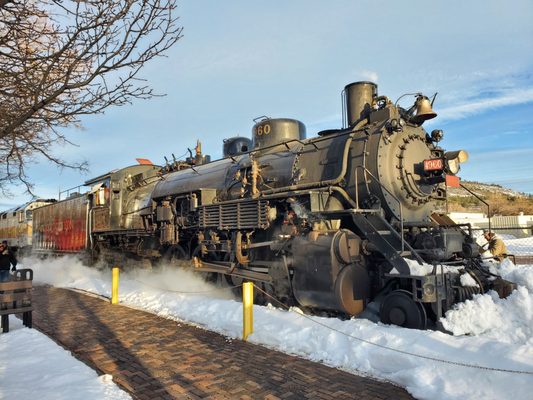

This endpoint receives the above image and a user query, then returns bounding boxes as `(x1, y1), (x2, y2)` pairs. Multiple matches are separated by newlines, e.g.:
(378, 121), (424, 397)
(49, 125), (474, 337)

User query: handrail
(354, 165), (405, 252)
(59, 184), (84, 200)
(459, 183), (491, 232)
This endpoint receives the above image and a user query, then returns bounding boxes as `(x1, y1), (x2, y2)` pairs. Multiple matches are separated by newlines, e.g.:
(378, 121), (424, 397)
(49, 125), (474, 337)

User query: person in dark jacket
(0, 242), (17, 282)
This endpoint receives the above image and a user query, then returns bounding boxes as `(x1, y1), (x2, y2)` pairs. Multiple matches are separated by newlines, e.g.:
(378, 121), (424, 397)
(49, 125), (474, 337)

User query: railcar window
(96, 187), (108, 206)
(26, 210), (33, 220)
(1, 214), (6, 219)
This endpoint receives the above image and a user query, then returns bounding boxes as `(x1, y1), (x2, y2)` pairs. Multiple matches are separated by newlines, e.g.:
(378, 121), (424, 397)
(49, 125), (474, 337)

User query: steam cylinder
(344, 81), (377, 126)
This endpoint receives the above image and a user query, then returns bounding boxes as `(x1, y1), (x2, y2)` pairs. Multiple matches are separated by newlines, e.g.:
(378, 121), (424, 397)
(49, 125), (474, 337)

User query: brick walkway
(31, 286), (414, 400)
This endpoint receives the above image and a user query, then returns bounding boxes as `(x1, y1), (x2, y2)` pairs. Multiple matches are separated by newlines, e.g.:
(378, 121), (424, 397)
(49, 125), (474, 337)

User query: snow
(497, 259), (533, 289)
(5, 255), (531, 400)
(459, 273), (479, 287)
(443, 259), (533, 345)
(0, 315), (131, 400)
(391, 258), (462, 276)
(401, 258), (437, 275)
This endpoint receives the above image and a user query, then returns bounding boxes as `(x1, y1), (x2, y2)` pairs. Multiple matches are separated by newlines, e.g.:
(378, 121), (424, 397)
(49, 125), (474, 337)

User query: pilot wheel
(379, 289), (427, 330)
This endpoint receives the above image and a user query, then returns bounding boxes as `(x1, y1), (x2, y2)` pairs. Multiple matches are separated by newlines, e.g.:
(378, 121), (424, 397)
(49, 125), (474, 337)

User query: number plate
(423, 158), (444, 171)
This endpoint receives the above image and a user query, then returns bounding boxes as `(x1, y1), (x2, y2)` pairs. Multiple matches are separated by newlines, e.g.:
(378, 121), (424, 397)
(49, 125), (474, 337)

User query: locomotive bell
(411, 95), (437, 124)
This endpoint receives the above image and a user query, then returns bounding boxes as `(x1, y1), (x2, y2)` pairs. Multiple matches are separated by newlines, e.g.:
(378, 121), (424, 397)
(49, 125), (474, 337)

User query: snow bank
(0, 316), (131, 400)
(498, 259), (533, 290)
(442, 259), (533, 346)
(441, 287), (533, 345)
(18, 256), (533, 400)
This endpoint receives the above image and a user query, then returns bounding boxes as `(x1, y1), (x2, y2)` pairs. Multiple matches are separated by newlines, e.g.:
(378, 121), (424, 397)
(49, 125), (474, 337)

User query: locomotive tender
(22, 81), (514, 329)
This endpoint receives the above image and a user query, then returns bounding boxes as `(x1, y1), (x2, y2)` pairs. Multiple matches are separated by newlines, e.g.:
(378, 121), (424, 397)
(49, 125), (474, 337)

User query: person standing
(482, 230), (508, 262)
(0, 242), (17, 282)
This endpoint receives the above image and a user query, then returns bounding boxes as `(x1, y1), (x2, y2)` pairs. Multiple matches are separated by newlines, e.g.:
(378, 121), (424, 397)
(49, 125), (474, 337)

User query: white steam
(20, 255), (235, 301)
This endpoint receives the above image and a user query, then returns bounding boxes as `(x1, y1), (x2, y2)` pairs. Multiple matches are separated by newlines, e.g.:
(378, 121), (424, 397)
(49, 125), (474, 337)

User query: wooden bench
(0, 269), (33, 333)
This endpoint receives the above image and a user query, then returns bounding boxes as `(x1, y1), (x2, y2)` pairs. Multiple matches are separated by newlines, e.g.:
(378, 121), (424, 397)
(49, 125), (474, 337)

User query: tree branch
(0, 0), (182, 194)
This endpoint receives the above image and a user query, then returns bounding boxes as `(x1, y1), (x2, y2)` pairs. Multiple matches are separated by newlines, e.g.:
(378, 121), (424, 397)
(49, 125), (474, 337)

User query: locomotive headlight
(431, 129), (444, 143)
(444, 150), (469, 175)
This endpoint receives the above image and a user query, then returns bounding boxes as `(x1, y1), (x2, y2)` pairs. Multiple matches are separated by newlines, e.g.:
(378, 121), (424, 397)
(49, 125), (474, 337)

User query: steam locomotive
(4, 81), (515, 329)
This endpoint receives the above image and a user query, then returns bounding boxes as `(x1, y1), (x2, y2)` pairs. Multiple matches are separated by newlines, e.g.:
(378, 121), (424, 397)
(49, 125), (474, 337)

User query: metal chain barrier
(67, 287), (111, 300)
(252, 284), (533, 375)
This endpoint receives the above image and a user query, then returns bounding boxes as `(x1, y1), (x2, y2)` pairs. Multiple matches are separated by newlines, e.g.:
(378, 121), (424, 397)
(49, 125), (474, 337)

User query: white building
(448, 212), (533, 238)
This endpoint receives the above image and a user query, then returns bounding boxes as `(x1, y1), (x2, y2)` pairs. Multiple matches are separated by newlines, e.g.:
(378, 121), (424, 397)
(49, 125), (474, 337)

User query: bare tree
(0, 0), (182, 194)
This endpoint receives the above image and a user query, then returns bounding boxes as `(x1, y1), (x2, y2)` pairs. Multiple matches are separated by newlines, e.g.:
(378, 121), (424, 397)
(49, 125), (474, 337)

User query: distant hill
(446, 180), (533, 216)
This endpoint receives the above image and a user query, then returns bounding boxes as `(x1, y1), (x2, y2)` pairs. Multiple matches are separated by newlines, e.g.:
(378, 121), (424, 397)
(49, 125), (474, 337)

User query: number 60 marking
(257, 124), (271, 136)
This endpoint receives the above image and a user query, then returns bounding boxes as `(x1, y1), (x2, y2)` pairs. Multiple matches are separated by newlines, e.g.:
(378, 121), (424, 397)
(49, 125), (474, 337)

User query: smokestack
(344, 81), (377, 127)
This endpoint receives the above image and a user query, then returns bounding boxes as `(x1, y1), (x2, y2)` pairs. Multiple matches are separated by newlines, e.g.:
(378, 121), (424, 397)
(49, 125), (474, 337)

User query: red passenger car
(32, 194), (89, 254)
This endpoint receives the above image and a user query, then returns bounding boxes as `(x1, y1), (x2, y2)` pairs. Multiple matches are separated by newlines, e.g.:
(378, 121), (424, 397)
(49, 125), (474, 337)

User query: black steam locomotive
(28, 81), (514, 329)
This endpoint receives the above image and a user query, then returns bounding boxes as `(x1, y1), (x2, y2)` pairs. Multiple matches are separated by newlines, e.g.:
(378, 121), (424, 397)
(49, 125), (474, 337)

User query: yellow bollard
(111, 267), (119, 304)
(242, 282), (254, 341)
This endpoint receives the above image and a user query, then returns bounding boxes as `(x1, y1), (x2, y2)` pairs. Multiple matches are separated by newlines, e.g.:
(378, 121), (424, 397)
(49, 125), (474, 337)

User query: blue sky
(2, 0), (532, 208)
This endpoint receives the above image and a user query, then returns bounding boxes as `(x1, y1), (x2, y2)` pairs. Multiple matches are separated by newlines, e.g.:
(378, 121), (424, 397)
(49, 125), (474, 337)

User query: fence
(471, 226), (533, 264)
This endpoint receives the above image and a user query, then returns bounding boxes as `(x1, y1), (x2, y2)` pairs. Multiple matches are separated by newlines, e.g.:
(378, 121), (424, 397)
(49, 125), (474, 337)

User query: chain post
(111, 267), (120, 304)
(242, 282), (254, 340)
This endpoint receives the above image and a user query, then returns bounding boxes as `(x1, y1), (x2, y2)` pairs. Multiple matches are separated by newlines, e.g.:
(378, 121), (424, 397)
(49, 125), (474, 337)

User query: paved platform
(31, 286), (414, 400)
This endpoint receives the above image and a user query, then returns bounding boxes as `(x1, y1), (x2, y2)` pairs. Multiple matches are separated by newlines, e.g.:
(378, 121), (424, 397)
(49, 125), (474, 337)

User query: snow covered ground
(3, 255), (530, 400)
(0, 315), (131, 400)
